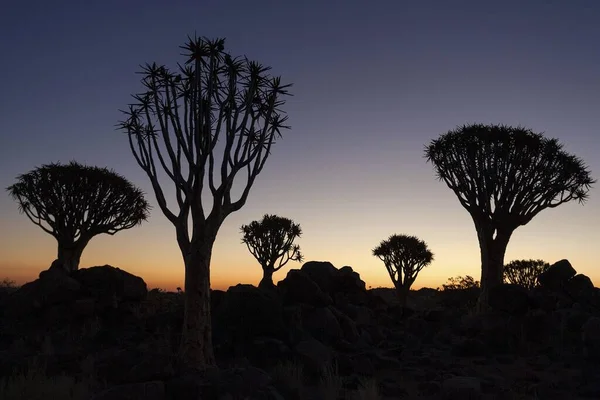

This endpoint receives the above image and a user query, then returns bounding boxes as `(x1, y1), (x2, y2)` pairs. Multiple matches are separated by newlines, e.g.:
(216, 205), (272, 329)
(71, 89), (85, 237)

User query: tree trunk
(178, 231), (217, 372)
(56, 237), (90, 273)
(476, 226), (513, 313)
(258, 267), (275, 289)
(395, 284), (410, 308)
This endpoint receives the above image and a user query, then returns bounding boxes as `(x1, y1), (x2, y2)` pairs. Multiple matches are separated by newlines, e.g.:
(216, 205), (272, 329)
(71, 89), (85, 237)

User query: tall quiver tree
(425, 124), (595, 312)
(7, 161), (150, 273)
(118, 36), (292, 370)
(241, 214), (303, 288)
(373, 234), (434, 307)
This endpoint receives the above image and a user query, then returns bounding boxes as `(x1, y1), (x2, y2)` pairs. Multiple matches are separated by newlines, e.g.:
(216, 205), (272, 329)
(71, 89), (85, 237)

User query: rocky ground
(1, 260), (600, 399)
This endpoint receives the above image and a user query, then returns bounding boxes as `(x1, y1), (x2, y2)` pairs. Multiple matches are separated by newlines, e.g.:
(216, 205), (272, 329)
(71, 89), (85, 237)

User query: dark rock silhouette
(2, 258), (600, 398)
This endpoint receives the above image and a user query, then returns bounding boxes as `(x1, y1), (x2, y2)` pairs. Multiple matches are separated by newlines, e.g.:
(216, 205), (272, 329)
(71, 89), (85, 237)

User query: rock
(277, 270), (332, 307)
(300, 261), (338, 293)
(3, 266), (81, 318)
(302, 306), (342, 344)
(165, 371), (220, 400)
(452, 338), (489, 358)
(566, 274), (595, 302)
(342, 304), (373, 326)
(244, 337), (291, 369)
(582, 316), (600, 360)
(73, 298), (96, 317)
(441, 376), (482, 399)
(335, 266), (367, 295)
(72, 265), (147, 302)
(329, 306), (360, 343)
(538, 260), (576, 290)
(294, 338), (333, 376)
(214, 284), (287, 345)
(488, 284), (533, 315)
(91, 381), (165, 400)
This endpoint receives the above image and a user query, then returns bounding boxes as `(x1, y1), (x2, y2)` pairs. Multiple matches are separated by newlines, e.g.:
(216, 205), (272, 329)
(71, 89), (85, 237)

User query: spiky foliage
(441, 275), (480, 291)
(504, 259), (550, 290)
(7, 161), (149, 272)
(372, 234), (434, 306)
(425, 123), (595, 311)
(241, 214), (303, 288)
(117, 35), (292, 370)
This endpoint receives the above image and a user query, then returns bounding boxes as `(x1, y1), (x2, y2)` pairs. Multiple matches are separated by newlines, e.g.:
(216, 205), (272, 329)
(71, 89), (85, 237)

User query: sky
(0, 0), (598, 291)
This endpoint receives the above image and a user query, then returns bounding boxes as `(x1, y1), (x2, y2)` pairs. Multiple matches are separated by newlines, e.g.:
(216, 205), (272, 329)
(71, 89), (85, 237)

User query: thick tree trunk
(395, 284), (410, 308)
(476, 226), (513, 313)
(178, 230), (217, 372)
(56, 237), (90, 273)
(258, 268), (275, 289)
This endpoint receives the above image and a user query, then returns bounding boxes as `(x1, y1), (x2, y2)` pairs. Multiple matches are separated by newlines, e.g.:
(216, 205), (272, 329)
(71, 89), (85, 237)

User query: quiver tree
(425, 124), (595, 312)
(118, 36), (292, 370)
(7, 162), (149, 273)
(241, 214), (303, 288)
(504, 259), (550, 290)
(373, 234), (434, 307)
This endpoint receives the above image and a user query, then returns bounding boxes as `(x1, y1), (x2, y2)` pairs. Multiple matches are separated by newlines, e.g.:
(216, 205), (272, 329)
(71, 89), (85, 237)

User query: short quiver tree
(504, 259), (550, 290)
(7, 161), (150, 272)
(373, 234), (434, 307)
(425, 124), (595, 312)
(241, 214), (303, 288)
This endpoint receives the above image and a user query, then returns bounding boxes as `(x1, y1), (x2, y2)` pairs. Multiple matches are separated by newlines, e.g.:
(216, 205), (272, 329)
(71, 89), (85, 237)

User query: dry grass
(351, 377), (381, 400)
(270, 360), (305, 398)
(318, 361), (343, 400)
(0, 361), (95, 400)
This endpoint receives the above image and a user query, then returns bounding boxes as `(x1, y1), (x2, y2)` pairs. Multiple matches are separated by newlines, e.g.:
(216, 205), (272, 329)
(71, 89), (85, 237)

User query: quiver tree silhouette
(504, 259), (550, 290)
(373, 234), (434, 307)
(425, 123), (595, 312)
(6, 161), (150, 273)
(241, 214), (303, 289)
(118, 35), (292, 370)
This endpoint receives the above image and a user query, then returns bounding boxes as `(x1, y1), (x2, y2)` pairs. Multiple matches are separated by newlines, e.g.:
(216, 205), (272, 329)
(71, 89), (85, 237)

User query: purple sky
(1, 0), (598, 290)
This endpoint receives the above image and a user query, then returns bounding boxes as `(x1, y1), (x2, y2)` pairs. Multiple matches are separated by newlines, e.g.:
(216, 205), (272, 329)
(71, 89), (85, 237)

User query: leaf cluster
(241, 214), (303, 272)
(6, 161), (150, 242)
(424, 124), (595, 228)
(372, 234), (434, 286)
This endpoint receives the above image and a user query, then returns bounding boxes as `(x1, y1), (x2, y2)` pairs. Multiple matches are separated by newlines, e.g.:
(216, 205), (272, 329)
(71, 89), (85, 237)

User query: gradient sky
(1, 0), (598, 291)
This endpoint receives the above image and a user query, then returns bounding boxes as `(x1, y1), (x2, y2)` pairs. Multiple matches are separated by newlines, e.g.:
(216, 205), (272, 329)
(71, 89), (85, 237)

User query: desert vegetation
(2, 34), (599, 400)
(117, 35), (292, 370)
(241, 214), (303, 289)
(504, 259), (550, 290)
(7, 161), (149, 273)
(425, 123), (595, 312)
(372, 234), (434, 307)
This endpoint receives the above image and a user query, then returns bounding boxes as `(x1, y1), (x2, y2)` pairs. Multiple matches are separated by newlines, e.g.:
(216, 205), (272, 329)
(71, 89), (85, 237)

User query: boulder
(565, 274), (595, 302)
(72, 265), (147, 302)
(214, 284), (287, 344)
(538, 260), (576, 290)
(582, 316), (600, 360)
(294, 338), (333, 376)
(277, 270), (332, 307)
(488, 284), (533, 316)
(300, 261), (338, 293)
(302, 306), (342, 344)
(3, 265), (81, 318)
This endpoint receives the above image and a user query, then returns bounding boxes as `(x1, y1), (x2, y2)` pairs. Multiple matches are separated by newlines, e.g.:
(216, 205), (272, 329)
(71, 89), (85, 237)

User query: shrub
(504, 259), (550, 290)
